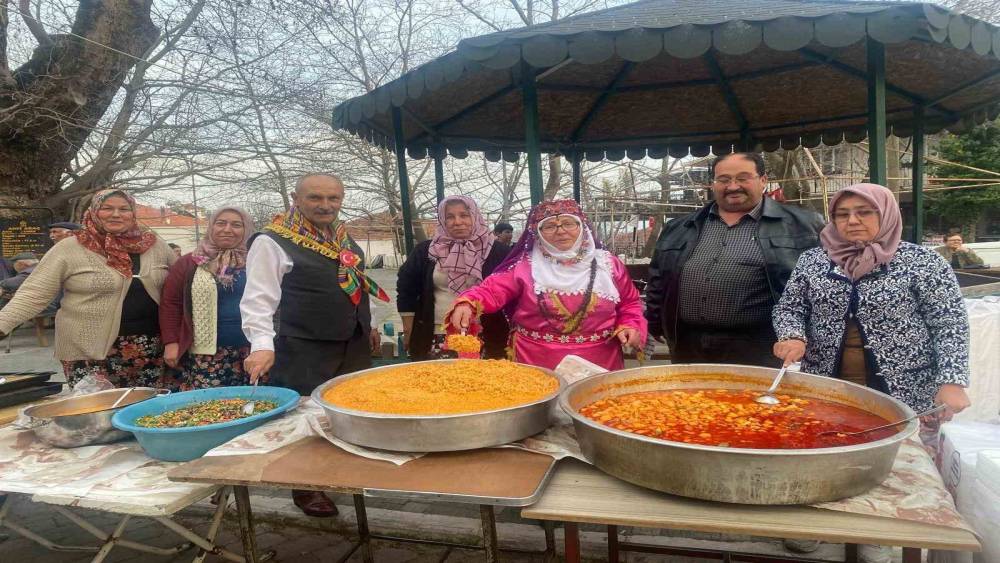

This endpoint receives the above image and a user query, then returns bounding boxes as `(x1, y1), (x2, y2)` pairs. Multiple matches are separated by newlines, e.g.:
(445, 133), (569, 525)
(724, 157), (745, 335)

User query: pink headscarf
(193, 205), (254, 289)
(820, 183), (902, 281)
(428, 196), (495, 293)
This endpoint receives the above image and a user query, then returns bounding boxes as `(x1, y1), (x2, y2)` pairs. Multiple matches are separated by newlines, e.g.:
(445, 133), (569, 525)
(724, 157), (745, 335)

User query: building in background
(135, 203), (205, 252)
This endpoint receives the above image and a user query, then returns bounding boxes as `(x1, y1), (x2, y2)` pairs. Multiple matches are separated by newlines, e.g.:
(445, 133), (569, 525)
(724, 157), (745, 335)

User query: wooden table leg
(234, 486), (259, 563)
(479, 505), (499, 563)
(607, 524), (619, 563)
(352, 494), (374, 563)
(902, 547), (922, 563)
(542, 521), (556, 562)
(564, 522), (581, 563)
(845, 543), (859, 563)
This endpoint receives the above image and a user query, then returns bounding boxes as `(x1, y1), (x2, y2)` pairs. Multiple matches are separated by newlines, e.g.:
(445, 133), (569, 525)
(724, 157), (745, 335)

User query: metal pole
(571, 155), (582, 203)
(391, 106), (415, 255)
(912, 106), (926, 243)
(521, 63), (544, 205)
(867, 39), (888, 185)
(433, 151), (446, 204)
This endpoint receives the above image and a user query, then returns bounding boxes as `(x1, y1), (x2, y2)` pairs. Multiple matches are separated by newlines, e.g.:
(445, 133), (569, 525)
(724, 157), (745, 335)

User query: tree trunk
(543, 154), (562, 200)
(0, 0), (158, 217)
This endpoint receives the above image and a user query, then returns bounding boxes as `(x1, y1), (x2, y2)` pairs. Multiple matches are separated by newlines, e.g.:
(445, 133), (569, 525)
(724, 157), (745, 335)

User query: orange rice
(322, 360), (557, 415)
(445, 334), (482, 355)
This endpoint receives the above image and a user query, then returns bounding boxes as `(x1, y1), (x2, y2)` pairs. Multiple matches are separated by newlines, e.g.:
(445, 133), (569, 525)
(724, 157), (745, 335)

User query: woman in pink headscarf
(396, 195), (510, 360)
(160, 206), (256, 389)
(448, 199), (646, 372)
(772, 184), (971, 421)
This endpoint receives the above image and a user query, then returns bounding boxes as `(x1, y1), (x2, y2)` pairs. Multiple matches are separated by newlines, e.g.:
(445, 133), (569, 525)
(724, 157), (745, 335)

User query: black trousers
(672, 322), (781, 368)
(270, 325), (372, 395)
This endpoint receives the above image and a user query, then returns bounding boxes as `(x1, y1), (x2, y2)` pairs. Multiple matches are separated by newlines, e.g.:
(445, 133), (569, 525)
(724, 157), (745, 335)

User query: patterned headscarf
(428, 196), (495, 293)
(264, 207), (389, 305)
(74, 189), (157, 278)
(193, 206), (254, 289)
(821, 183), (903, 281)
(496, 200), (605, 272)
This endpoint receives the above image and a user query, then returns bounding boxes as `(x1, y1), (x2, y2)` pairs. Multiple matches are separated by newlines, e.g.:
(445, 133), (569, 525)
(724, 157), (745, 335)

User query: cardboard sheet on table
(257, 436), (553, 499)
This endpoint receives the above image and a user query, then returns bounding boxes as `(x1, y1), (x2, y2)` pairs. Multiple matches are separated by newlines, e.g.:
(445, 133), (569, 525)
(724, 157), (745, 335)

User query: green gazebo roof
(332, 0), (1000, 161)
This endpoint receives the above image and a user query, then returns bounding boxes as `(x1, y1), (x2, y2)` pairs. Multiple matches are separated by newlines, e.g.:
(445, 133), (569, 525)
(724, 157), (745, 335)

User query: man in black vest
(241, 173), (386, 517)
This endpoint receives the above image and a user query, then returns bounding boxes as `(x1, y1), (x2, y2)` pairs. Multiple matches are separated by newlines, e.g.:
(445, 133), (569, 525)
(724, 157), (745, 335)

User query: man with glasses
(645, 152), (824, 367)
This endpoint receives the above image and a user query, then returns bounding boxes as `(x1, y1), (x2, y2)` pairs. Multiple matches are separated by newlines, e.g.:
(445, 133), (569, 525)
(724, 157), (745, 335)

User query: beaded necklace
(535, 258), (598, 335)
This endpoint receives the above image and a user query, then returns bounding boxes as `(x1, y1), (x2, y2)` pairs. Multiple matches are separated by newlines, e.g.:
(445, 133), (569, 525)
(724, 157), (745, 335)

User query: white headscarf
(530, 215), (619, 303)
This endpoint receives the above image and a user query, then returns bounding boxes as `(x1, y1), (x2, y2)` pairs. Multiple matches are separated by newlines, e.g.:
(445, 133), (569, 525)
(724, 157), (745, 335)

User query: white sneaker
(859, 544), (892, 563)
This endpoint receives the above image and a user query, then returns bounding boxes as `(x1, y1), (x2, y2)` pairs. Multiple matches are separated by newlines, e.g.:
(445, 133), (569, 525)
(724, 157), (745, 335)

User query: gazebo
(332, 0), (1000, 253)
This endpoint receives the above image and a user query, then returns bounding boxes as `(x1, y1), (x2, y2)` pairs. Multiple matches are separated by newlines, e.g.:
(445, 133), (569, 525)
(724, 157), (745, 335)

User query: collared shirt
(240, 236), (377, 353)
(677, 201), (772, 329)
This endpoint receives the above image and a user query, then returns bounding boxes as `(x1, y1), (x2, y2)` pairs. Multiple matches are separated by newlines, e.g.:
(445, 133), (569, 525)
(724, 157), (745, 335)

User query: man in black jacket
(645, 153), (824, 367)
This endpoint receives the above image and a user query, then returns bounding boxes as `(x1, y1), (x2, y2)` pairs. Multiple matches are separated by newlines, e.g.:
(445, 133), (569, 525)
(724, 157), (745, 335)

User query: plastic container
(111, 386), (299, 462)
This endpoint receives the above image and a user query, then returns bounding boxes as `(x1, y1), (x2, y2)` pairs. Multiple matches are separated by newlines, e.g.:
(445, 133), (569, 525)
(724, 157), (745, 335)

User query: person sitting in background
(493, 222), (514, 245)
(0, 253), (59, 317)
(160, 206), (255, 389)
(397, 196), (509, 360)
(449, 200), (645, 371)
(48, 222), (81, 244)
(1, 253), (63, 318)
(935, 233), (985, 269)
(168, 243), (183, 259)
(0, 189), (175, 388)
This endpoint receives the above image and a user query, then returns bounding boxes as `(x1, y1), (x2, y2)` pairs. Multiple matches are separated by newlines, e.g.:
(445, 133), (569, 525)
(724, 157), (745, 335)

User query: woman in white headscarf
(448, 199), (646, 371)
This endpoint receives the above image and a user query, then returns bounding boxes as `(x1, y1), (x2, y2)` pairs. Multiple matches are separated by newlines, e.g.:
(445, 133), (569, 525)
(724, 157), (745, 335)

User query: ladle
(755, 365), (789, 405)
(817, 404), (947, 439)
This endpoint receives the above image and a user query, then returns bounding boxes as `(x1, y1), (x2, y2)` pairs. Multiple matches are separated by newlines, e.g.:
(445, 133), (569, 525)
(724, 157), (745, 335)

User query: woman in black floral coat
(772, 183), (971, 420)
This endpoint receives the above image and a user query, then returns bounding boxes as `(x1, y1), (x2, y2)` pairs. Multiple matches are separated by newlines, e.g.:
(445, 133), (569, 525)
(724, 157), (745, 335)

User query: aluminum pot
(312, 360), (563, 452)
(560, 364), (917, 505)
(25, 387), (167, 448)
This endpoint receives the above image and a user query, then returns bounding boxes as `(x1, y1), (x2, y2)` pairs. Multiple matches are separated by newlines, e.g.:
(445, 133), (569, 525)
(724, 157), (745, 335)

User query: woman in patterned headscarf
(160, 206), (257, 389)
(448, 199), (646, 371)
(396, 195), (510, 360)
(0, 189), (175, 389)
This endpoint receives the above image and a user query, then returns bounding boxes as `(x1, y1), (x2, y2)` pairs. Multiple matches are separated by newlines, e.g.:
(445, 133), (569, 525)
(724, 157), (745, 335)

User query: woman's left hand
(617, 328), (642, 350)
(929, 384), (972, 422)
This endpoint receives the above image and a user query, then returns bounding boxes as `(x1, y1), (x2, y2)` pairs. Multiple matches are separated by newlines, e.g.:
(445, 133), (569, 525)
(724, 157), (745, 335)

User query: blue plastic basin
(111, 386), (300, 462)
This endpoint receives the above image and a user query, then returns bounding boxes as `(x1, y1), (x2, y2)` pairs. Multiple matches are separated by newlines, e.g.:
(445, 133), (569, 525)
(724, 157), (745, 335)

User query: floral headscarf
(74, 189), (157, 278)
(428, 196), (495, 293)
(193, 206), (254, 289)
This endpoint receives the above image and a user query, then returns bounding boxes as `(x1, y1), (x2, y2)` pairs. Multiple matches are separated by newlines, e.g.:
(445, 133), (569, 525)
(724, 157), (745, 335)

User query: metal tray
(0, 371), (55, 393)
(561, 364), (917, 505)
(312, 360), (563, 452)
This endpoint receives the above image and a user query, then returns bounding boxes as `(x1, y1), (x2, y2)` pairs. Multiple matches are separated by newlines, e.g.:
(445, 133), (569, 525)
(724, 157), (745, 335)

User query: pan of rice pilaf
(311, 359), (563, 452)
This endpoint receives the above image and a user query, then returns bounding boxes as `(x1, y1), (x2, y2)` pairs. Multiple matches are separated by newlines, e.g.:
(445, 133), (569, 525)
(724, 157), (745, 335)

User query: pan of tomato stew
(560, 364), (917, 504)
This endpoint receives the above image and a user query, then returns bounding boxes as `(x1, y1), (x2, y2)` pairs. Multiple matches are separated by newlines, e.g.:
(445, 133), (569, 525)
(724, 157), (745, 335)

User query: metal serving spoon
(111, 387), (135, 409)
(817, 404), (947, 439)
(242, 380), (259, 415)
(755, 364), (790, 405)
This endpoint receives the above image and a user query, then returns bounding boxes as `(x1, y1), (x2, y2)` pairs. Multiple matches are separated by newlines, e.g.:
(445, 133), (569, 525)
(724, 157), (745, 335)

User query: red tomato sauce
(579, 389), (897, 449)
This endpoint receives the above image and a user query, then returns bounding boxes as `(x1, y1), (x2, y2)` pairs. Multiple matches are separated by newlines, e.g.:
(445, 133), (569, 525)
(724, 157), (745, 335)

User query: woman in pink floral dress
(449, 200), (646, 371)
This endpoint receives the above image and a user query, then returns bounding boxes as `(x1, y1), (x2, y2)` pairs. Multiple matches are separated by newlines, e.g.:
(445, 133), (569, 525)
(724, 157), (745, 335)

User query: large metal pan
(560, 364), (917, 505)
(24, 387), (167, 448)
(312, 360), (563, 452)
